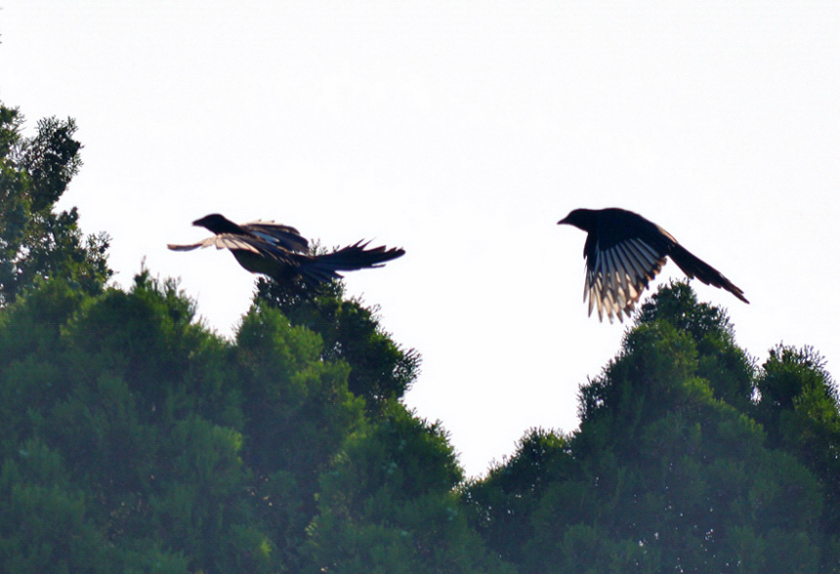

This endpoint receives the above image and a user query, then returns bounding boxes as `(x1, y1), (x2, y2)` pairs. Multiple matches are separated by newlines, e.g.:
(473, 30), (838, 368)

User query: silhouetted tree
(467, 282), (831, 574)
(0, 103), (110, 306)
(257, 276), (420, 416)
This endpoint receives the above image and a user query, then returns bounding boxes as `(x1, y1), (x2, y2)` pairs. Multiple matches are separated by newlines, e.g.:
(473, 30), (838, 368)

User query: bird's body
(168, 213), (404, 286)
(558, 208), (748, 323)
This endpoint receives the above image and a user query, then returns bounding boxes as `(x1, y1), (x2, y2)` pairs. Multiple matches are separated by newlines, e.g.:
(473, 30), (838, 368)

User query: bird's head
(557, 208), (596, 231)
(192, 213), (244, 235)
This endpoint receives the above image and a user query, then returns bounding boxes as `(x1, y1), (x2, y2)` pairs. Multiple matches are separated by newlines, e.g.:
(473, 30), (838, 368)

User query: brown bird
(557, 208), (748, 323)
(168, 213), (404, 286)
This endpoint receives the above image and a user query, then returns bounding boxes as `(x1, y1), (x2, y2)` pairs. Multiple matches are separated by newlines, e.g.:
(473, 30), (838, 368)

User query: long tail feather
(298, 241), (405, 285)
(669, 244), (749, 303)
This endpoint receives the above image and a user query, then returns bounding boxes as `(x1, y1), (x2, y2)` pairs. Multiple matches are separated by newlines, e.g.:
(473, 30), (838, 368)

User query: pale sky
(3, 2), (839, 477)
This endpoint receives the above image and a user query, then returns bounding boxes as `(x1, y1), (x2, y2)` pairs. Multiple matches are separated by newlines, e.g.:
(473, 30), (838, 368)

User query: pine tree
(467, 283), (831, 573)
(0, 103), (110, 306)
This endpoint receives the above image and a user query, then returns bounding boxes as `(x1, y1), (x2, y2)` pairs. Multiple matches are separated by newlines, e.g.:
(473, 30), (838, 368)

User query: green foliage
(467, 282), (838, 574)
(0, 103), (111, 306)
(235, 300), (365, 507)
(0, 274), (256, 572)
(0, 269), (502, 573)
(256, 277), (421, 416)
(637, 282), (755, 410)
(0, 439), (113, 574)
(0, 99), (512, 573)
(753, 344), (840, 568)
(2, 96), (839, 571)
(464, 428), (576, 565)
(307, 403), (515, 573)
(4, 221), (839, 574)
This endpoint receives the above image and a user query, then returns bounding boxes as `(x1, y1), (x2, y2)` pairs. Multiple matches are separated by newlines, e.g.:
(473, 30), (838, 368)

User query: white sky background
(3, 2), (839, 478)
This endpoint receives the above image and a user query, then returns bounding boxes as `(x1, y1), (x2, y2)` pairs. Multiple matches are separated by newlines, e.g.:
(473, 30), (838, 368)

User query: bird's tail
(668, 244), (749, 303)
(298, 241), (405, 285)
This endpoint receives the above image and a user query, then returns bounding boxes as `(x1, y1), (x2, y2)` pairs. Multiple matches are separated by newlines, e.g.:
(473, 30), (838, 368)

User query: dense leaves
(0, 103), (111, 306)
(257, 276), (420, 416)
(0, 272), (440, 573)
(2, 100), (839, 572)
(0, 101), (492, 573)
(306, 403), (515, 573)
(467, 284), (840, 573)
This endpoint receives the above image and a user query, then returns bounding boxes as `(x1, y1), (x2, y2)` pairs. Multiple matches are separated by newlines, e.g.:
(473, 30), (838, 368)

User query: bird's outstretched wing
(168, 231), (301, 275)
(584, 236), (667, 323)
(167, 234), (265, 253)
(240, 221), (310, 253)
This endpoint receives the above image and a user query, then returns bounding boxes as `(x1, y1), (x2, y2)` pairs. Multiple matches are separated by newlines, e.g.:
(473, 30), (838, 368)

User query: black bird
(557, 208), (748, 323)
(168, 214), (405, 286)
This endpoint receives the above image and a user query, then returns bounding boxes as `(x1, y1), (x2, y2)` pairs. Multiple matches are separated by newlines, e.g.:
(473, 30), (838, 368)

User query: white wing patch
(167, 234), (261, 253)
(584, 238), (666, 323)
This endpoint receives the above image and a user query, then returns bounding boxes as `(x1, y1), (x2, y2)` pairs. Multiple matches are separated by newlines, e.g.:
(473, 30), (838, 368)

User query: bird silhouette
(558, 208), (748, 323)
(168, 213), (404, 286)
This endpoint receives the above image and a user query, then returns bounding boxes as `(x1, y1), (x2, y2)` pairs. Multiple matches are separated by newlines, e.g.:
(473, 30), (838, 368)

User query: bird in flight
(168, 213), (404, 286)
(557, 207), (748, 323)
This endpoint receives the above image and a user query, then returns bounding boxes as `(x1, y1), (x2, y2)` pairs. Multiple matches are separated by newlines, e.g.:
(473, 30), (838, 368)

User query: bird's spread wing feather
(168, 234), (263, 254)
(167, 241), (204, 252)
(241, 221), (310, 253)
(584, 237), (666, 323)
(168, 234), (302, 277)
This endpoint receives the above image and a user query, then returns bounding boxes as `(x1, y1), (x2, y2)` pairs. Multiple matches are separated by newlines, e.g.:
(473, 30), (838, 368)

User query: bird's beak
(557, 217), (569, 225)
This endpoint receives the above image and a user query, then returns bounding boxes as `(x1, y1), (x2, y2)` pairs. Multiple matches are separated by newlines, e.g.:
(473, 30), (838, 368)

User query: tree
(0, 270), (364, 573)
(464, 428), (576, 566)
(305, 403), (517, 573)
(235, 298), (367, 567)
(0, 267), (509, 573)
(0, 103), (110, 306)
(753, 345), (840, 571)
(256, 276), (420, 416)
(467, 282), (829, 573)
(0, 99), (515, 573)
(0, 274), (232, 573)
